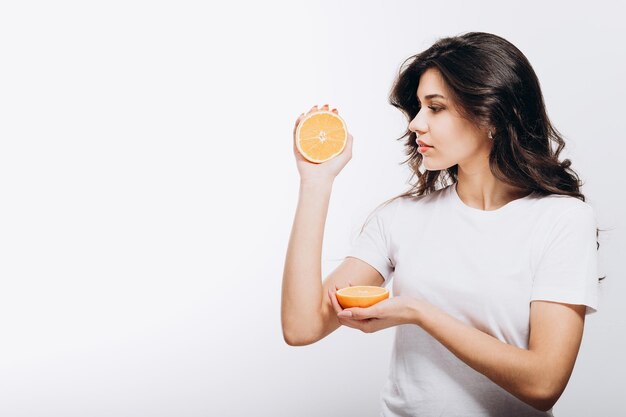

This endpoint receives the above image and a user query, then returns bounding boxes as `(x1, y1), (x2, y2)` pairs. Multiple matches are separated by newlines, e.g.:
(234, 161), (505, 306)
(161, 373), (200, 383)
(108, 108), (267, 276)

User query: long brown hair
(358, 32), (605, 280)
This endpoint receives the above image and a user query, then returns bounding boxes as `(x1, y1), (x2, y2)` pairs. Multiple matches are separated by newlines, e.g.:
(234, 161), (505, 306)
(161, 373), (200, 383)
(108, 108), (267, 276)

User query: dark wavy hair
(359, 31), (606, 281)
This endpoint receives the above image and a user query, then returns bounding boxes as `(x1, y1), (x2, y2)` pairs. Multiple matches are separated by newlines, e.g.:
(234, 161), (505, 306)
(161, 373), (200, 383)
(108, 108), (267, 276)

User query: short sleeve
(345, 202), (397, 287)
(531, 205), (600, 315)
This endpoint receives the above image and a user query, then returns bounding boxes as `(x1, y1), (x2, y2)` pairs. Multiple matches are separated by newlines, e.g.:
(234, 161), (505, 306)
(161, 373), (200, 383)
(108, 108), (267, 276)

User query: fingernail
(338, 311), (352, 318)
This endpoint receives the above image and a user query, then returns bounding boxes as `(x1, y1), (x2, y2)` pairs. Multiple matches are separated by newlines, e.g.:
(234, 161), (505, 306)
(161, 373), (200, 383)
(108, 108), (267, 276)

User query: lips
(418, 146), (432, 154)
(417, 140), (433, 148)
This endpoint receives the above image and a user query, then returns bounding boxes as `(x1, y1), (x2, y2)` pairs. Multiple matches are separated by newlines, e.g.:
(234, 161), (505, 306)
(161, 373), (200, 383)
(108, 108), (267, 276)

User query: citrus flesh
(295, 110), (348, 163)
(336, 285), (389, 309)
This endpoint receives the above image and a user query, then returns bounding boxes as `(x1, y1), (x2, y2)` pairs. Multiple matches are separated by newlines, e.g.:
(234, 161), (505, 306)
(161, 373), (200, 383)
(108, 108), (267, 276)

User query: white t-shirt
(347, 182), (600, 417)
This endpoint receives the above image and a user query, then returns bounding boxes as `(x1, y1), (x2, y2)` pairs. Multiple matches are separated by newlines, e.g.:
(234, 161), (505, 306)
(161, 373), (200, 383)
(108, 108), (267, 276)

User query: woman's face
(408, 67), (492, 171)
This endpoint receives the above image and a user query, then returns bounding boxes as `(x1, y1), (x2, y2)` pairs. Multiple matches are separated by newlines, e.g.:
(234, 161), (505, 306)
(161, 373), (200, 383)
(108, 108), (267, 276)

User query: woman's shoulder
(533, 192), (594, 213)
(531, 192), (596, 226)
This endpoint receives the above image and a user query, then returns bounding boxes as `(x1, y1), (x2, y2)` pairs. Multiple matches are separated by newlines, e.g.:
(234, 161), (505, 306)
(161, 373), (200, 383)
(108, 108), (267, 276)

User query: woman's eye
(428, 106), (442, 113)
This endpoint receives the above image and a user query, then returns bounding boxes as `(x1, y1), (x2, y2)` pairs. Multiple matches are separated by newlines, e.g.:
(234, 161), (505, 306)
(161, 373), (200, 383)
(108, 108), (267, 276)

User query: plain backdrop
(1, 1), (624, 416)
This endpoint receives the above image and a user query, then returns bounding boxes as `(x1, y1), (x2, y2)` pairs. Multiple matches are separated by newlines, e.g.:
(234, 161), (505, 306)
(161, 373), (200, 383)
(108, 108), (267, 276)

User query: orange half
(336, 285), (389, 309)
(295, 110), (348, 163)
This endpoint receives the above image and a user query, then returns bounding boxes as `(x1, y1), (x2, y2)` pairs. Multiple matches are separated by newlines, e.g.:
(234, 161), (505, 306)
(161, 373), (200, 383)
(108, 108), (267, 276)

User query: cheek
(432, 120), (477, 151)
(430, 119), (456, 142)
(422, 127), (479, 170)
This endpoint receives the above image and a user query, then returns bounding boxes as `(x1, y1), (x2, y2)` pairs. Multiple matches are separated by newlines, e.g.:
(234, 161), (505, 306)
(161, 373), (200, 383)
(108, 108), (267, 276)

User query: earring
(488, 130), (494, 139)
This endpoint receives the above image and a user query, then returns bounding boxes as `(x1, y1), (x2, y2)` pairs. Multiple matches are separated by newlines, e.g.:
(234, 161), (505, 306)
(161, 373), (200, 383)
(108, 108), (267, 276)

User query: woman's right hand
(292, 104), (353, 183)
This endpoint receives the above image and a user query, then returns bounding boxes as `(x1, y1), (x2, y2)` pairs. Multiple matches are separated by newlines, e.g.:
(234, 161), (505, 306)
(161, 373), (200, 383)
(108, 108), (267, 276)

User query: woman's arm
(282, 105), (354, 346)
(409, 299), (586, 411)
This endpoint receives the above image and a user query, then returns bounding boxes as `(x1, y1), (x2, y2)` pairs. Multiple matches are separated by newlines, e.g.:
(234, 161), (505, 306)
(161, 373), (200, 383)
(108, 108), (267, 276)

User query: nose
(409, 111), (427, 137)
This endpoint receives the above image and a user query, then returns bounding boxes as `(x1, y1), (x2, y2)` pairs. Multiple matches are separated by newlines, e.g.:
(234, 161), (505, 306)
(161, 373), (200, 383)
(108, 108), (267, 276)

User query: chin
(423, 159), (455, 171)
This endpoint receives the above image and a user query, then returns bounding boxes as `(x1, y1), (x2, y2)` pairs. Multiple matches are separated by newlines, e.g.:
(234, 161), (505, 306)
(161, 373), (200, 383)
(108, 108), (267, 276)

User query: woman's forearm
(409, 300), (555, 411)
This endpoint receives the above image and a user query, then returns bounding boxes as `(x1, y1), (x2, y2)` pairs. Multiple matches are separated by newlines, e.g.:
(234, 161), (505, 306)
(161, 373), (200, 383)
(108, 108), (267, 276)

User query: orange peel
(336, 285), (389, 309)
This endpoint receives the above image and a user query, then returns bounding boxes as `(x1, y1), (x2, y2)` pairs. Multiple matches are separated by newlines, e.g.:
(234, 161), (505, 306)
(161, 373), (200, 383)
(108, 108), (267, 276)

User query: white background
(1, 1), (624, 416)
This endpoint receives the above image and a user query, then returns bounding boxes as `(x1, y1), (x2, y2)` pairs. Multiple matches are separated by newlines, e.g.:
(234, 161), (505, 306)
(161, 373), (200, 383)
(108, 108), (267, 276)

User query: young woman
(281, 32), (601, 416)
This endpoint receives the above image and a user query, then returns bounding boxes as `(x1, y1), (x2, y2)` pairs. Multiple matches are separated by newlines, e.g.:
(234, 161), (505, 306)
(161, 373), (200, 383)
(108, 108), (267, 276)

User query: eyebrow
(417, 94), (446, 101)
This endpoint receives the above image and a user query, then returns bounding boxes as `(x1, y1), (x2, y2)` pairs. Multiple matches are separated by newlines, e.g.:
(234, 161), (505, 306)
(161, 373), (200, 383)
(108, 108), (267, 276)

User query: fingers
(328, 287), (362, 326)
(293, 113), (305, 138)
(328, 287), (342, 314)
(294, 112), (304, 128)
(305, 104), (339, 115)
(346, 132), (353, 151)
(329, 282), (353, 313)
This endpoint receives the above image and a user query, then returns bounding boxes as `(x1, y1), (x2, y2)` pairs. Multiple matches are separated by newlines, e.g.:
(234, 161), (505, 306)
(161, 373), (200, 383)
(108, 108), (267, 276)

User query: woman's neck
(456, 165), (530, 211)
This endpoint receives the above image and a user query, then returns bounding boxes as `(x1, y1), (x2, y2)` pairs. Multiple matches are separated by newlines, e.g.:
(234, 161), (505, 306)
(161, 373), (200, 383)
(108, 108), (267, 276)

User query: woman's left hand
(328, 286), (417, 333)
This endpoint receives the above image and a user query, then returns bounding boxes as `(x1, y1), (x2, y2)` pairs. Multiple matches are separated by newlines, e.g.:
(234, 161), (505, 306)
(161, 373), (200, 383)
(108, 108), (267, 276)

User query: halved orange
(336, 285), (389, 309)
(295, 110), (348, 163)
